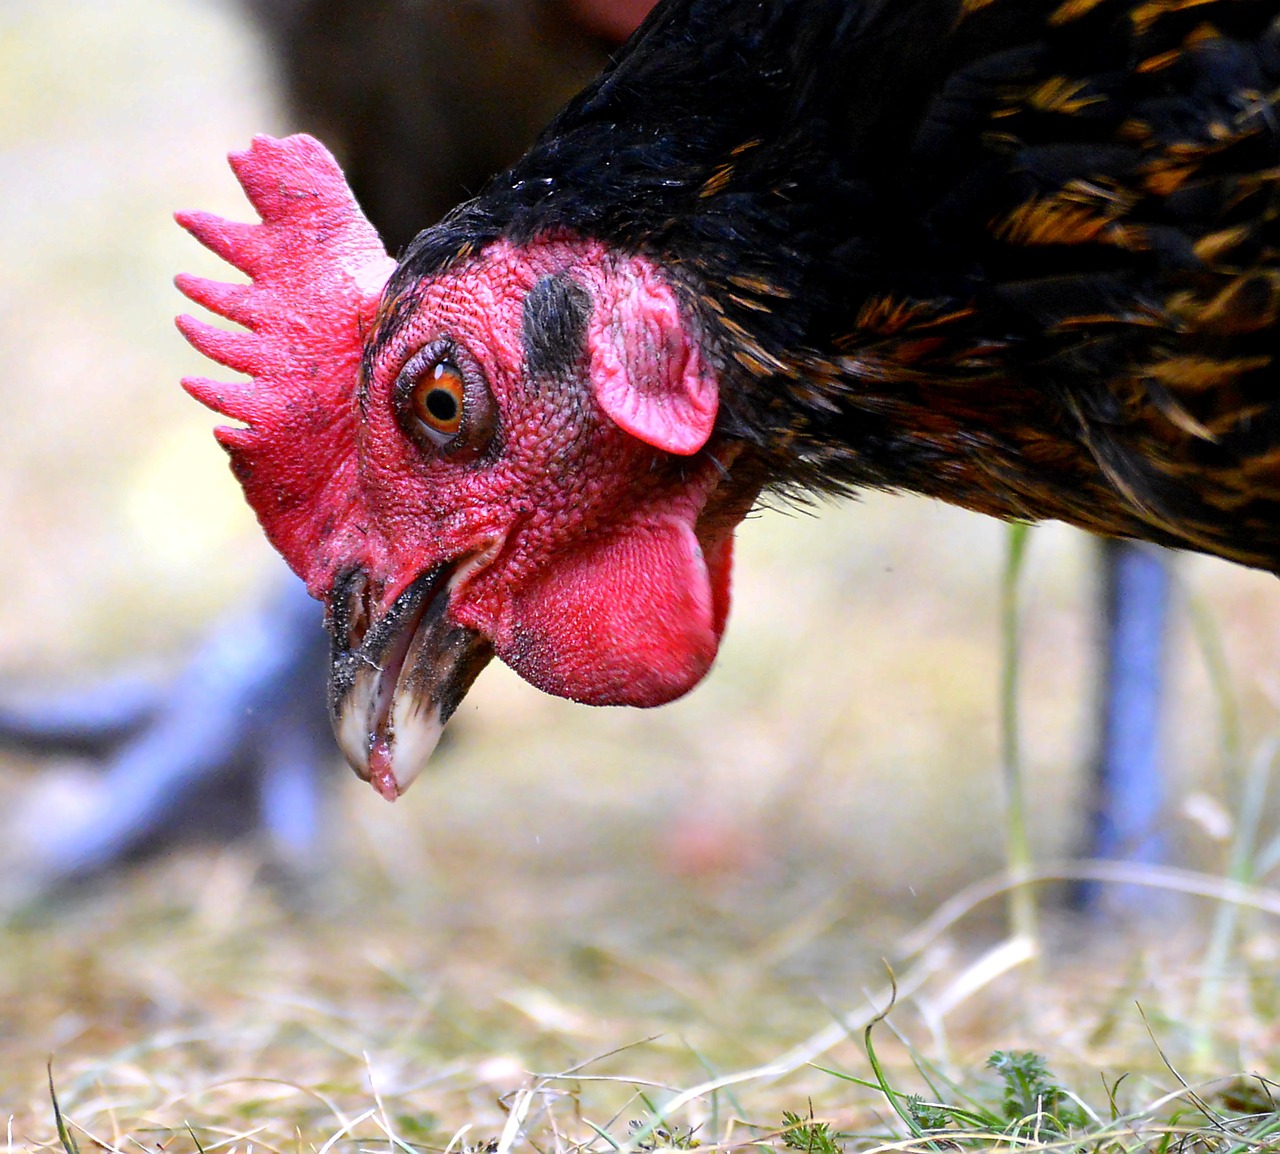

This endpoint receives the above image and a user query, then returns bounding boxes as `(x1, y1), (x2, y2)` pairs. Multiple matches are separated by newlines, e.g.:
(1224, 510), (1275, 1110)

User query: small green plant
(985, 1050), (1085, 1135)
(627, 1119), (701, 1151)
(904, 1093), (954, 1133)
(781, 1103), (841, 1154)
(824, 999), (1092, 1149)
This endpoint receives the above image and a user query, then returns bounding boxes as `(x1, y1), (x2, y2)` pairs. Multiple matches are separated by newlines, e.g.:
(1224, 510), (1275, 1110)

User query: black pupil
(426, 386), (459, 423)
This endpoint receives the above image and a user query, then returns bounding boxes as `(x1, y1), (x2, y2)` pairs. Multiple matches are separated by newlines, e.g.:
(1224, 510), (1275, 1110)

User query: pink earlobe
(589, 267), (718, 456)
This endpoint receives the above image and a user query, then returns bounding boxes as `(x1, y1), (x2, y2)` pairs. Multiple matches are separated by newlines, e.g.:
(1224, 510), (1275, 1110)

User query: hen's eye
(414, 361), (465, 436)
(394, 340), (497, 459)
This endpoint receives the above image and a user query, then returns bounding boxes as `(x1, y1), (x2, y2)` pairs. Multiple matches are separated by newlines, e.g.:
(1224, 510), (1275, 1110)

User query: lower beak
(328, 566), (494, 800)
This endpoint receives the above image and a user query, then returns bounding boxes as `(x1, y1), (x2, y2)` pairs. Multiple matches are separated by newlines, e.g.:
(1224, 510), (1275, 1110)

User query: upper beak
(327, 565), (494, 800)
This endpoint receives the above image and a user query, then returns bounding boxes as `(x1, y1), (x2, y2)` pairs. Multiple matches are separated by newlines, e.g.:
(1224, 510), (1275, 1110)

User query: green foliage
(850, 1003), (1097, 1148)
(627, 1119), (701, 1151)
(905, 1093), (955, 1132)
(986, 1049), (1086, 1134)
(781, 1105), (841, 1154)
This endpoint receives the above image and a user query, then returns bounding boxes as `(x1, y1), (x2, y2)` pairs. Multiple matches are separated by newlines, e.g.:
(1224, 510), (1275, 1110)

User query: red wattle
(498, 515), (727, 707)
(703, 532), (734, 640)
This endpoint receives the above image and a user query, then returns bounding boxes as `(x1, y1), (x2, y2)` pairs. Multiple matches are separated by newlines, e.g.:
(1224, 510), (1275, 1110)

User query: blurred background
(3, 0), (1280, 1145)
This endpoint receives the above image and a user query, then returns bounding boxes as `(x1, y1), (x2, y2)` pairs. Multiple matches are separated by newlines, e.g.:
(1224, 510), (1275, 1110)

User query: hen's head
(178, 135), (752, 799)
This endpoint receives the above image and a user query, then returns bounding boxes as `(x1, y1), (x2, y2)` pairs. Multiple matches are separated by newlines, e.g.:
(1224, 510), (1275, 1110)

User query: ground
(3, 3), (1280, 1151)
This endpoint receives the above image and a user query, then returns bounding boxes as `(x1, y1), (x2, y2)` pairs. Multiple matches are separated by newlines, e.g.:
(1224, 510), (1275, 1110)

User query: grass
(25, 958), (1280, 1154)
(6, 836), (1280, 1154)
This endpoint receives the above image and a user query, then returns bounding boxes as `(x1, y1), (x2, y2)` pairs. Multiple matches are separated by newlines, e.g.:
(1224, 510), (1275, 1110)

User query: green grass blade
(1000, 522), (1038, 949)
(47, 1060), (80, 1154)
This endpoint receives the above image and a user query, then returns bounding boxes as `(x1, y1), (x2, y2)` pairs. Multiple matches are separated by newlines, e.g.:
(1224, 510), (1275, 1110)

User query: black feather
(522, 273), (591, 382)
(382, 0), (1280, 573)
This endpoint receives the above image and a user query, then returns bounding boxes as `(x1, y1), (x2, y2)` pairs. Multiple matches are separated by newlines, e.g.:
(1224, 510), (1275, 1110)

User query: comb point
(182, 375), (266, 424)
(213, 424), (256, 452)
(176, 211), (262, 276)
(228, 133), (353, 228)
(175, 273), (255, 328)
(176, 314), (262, 377)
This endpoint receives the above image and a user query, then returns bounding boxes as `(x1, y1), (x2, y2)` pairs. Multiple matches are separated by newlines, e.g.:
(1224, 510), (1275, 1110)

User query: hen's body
(387, 0), (1280, 572)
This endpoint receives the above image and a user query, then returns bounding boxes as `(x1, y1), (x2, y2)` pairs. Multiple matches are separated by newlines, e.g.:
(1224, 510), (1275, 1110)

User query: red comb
(176, 134), (395, 590)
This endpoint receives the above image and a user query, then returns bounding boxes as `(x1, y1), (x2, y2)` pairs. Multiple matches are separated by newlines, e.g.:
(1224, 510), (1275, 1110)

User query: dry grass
(5, 841), (1280, 1154)
(5, 4), (1280, 1154)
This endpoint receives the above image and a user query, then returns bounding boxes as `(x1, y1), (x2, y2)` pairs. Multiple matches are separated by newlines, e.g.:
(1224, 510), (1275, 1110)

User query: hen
(179, 0), (1280, 800)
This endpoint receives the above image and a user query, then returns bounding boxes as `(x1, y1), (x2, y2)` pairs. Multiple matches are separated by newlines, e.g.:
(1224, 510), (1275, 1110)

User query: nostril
(348, 579), (374, 650)
(332, 568), (376, 651)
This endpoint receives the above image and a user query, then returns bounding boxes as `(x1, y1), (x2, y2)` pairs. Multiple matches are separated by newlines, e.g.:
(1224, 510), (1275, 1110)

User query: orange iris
(413, 359), (466, 436)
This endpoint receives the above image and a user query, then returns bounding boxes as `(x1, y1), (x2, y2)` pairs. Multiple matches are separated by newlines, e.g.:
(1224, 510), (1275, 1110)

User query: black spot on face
(522, 273), (591, 382)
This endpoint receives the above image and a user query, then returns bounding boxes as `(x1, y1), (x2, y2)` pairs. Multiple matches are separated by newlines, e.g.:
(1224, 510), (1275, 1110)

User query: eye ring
(393, 339), (497, 459)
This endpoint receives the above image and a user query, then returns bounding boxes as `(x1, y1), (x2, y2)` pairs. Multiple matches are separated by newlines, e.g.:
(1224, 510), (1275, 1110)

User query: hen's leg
(1076, 539), (1171, 909)
(0, 673), (160, 757)
(1, 575), (332, 894)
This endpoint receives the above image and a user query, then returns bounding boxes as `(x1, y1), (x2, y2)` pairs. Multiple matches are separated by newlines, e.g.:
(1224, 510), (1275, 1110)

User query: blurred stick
(900, 858), (1280, 957)
(999, 522), (1038, 951)
(1182, 581), (1263, 1067)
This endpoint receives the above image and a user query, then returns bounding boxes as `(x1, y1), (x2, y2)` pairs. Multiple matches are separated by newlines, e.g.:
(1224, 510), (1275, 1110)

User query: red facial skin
(179, 136), (742, 716)
(358, 237), (736, 706)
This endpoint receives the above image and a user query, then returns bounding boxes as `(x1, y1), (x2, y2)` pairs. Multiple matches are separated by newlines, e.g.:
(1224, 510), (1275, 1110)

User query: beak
(328, 566), (494, 800)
